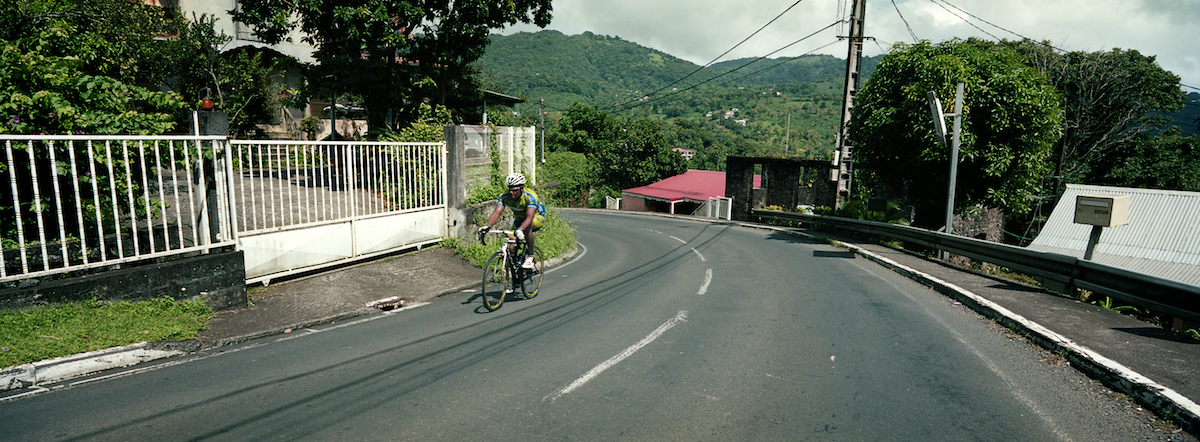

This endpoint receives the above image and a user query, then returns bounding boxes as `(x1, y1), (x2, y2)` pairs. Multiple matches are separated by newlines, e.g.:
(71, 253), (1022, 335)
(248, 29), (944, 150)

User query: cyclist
(478, 172), (545, 269)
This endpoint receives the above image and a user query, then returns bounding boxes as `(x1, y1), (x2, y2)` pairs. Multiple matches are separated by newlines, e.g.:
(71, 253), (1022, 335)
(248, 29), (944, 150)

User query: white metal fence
(228, 140), (447, 284)
(1, 136), (447, 285)
(1, 135), (236, 283)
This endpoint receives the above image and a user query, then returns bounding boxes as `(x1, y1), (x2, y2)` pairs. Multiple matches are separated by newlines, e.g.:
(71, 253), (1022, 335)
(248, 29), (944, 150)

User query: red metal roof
(622, 170), (760, 203)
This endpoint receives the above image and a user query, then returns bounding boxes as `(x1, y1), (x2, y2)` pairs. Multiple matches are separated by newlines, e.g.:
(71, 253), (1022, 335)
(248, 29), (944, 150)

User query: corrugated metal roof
(622, 170), (761, 203)
(1027, 184), (1200, 287)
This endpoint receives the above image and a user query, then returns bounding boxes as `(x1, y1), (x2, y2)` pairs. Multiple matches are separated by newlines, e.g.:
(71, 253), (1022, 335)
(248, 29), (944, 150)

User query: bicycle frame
(480, 229), (532, 311)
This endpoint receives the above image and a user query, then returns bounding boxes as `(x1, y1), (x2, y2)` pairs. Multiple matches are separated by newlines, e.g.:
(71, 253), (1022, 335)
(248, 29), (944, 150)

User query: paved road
(0, 211), (1172, 441)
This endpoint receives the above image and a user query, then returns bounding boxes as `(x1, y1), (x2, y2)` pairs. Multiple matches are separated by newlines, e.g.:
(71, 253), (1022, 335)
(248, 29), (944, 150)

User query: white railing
(1, 135), (235, 283)
(227, 140), (447, 284)
(228, 141), (445, 234)
(1, 136), (449, 285)
(695, 197), (733, 220)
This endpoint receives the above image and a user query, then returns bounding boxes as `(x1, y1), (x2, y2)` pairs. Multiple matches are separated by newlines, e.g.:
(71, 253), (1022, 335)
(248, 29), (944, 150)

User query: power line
(927, 0), (1001, 41)
(720, 40), (842, 86)
(921, 0), (1195, 92)
(890, 0), (919, 43)
(616, 20), (843, 112)
(639, 0), (811, 104)
(929, 0), (1070, 52)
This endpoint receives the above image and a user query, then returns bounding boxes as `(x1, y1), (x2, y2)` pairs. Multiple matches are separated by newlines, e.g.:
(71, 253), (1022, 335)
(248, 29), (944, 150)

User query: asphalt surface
(3, 210), (1198, 439)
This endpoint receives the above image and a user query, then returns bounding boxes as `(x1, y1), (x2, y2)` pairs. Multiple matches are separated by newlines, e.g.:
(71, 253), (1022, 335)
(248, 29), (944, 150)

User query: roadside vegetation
(0, 297), (212, 369)
(442, 203), (576, 268)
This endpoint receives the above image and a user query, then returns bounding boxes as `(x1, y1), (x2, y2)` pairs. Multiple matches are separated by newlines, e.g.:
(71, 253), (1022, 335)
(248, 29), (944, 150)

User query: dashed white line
(544, 310), (689, 402)
(691, 248), (706, 261)
(698, 268), (713, 295)
(669, 235), (687, 244)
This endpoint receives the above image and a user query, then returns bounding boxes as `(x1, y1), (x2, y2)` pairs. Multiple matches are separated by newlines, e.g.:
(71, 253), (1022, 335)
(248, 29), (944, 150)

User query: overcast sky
(500, 0), (1200, 92)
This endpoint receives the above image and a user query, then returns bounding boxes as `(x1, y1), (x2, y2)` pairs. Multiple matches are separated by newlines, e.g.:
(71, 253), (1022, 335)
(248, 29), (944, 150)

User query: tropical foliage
(543, 103), (687, 207)
(849, 38), (1063, 229)
(231, 0), (553, 132)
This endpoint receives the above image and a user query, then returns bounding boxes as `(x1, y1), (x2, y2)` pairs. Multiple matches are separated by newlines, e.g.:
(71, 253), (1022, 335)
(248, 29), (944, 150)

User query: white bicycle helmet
(505, 172), (526, 188)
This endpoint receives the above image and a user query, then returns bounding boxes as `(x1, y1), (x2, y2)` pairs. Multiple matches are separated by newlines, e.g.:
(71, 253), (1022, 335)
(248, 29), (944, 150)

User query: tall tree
(849, 39), (1063, 230)
(1088, 133), (1200, 191)
(231, 0), (552, 134)
(546, 103), (687, 206)
(1001, 40), (1185, 192)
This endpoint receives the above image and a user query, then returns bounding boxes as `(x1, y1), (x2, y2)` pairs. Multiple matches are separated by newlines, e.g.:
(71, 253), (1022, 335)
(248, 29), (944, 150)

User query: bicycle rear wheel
(481, 252), (509, 311)
(520, 247), (544, 299)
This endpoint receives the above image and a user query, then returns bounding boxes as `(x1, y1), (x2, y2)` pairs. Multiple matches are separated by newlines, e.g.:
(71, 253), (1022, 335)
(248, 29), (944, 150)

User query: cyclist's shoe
(522, 255), (536, 269)
(504, 288), (514, 294)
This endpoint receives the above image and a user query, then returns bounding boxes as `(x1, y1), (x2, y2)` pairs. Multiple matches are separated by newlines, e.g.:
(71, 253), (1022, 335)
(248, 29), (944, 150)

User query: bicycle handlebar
(479, 229), (526, 243)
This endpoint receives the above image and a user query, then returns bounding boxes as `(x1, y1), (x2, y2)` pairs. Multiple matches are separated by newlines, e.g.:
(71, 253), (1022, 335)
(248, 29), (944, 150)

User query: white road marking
(544, 310), (688, 402)
(669, 235), (687, 244)
(545, 242), (586, 274)
(698, 269), (713, 295)
(691, 248), (706, 261)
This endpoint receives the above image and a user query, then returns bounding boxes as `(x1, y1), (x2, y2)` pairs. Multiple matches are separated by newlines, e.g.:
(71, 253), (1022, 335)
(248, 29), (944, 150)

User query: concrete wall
(0, 249), (247, 311)
(726, 156), (836, 221)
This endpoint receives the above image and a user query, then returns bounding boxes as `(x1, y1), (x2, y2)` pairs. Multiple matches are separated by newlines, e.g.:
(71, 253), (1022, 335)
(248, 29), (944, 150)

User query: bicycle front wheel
(520, 247), (544, 299)
(481, 252), (509, 311)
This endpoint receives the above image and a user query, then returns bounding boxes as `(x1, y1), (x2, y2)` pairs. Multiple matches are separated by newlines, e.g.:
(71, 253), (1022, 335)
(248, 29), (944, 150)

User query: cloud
(499, 0), (1200, 89)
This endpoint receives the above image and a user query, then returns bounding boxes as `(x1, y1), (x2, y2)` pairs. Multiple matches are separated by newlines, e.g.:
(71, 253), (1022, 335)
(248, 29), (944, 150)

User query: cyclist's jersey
(497, 188), (545, 229)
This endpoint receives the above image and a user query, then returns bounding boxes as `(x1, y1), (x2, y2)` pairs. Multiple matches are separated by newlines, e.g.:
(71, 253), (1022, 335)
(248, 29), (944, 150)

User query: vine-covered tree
(231, 0), (552, 133)
(849, 38), (1063, 230)
(1000, 40), (1185, 193)
(0, 0), (188, 135)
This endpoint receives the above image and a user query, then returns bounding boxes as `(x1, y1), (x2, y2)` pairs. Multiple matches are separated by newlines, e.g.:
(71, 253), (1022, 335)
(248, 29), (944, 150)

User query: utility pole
(785, 113), (791, 156)
(833, 0), (866, 208)
(539, 97), (546, 164)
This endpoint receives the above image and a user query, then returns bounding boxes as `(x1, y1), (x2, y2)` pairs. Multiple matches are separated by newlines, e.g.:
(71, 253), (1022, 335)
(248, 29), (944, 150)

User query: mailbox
(1074, 194), (1130, 227)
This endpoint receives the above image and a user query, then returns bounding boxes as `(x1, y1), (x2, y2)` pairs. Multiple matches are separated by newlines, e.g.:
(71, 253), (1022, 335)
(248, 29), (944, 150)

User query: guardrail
(752, 209), (1200, 324)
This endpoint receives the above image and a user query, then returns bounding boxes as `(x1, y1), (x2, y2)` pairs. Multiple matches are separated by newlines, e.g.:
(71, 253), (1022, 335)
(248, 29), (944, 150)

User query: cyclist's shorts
(512, 213), (544, 232)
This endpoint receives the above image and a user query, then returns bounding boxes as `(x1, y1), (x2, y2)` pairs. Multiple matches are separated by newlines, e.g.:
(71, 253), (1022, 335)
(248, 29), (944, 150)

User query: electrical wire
(638, 0), (812, 105)
(926, 0), (1001, 41)
(617, 20), (843, 112)
(929, 0), (1200, 91)
(929, 0), (1071, 53)
(719, 40), (842, 86)
(891, 0), (919, 43)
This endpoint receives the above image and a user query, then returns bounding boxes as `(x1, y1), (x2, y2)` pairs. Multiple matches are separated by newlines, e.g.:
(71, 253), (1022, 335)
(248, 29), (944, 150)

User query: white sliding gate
(228, 140), (447, 284)
(1, 136), (449, 286)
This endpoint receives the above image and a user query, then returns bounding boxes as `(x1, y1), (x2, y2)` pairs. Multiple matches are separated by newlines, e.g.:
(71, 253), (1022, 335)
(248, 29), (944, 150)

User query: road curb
(1, 342), (184, 392)
(1, 244), (580, 393)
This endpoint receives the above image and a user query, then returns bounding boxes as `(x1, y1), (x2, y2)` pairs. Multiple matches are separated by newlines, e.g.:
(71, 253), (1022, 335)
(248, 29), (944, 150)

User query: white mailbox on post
(1074, 194), (1130, 227)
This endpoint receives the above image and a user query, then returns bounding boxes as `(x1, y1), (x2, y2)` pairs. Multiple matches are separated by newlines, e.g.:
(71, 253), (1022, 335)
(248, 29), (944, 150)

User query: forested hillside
(475, 30), (876, 164)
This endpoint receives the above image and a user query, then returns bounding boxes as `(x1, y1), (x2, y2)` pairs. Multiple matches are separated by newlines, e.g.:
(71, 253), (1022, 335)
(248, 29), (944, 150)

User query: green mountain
(475, 30), (876, 114)
(474, 30), (702, 112)
(475, 30), (875, 164)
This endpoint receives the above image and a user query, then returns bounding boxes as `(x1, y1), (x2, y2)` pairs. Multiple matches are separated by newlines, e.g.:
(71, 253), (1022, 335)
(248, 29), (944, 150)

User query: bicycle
(479, 229), (544, 311)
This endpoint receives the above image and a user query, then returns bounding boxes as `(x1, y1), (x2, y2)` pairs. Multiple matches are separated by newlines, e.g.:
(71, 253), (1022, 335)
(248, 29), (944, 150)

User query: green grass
(0, 296), (213, 368)
(442, 208), (576, 268)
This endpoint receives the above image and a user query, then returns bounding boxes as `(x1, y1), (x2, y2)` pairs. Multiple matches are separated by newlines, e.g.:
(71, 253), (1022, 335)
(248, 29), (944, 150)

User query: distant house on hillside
(622, 170), (760, 216)
(671, 148), (695, 161)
